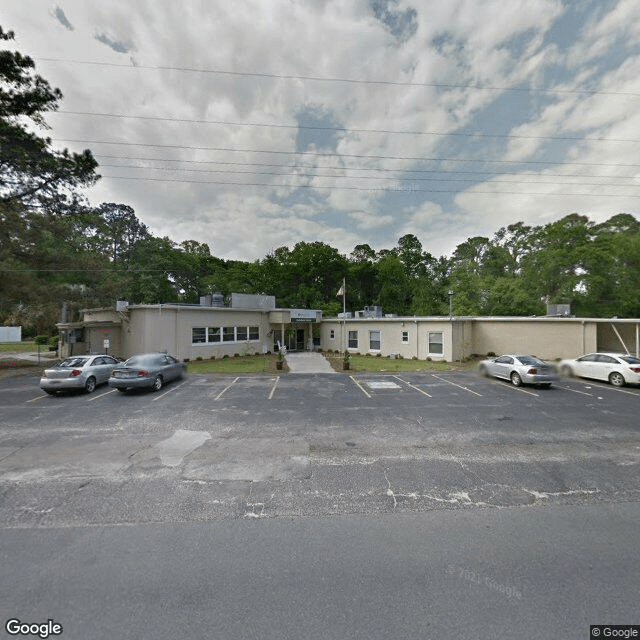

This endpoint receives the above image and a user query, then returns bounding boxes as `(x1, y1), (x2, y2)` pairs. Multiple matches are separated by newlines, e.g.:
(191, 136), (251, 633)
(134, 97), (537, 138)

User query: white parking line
(392, 376), (432, 397)
(215, 376), (239, 400)
(87, 388), (117, 402)
(557, 385), (594, 397)
(26, 394), (47, 403)
(268, 376), (279, 400)
(152, 380), (189, 401)
(431, 374), (482, 397)
(350, 376), (372, 398)
(483, 379), (539, 397)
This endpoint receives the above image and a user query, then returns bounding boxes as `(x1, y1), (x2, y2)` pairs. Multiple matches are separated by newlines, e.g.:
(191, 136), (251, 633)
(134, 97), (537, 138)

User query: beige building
(57, 294), (322, 360)
(59, 293), (640, 362)
(321, 316), (640, 361)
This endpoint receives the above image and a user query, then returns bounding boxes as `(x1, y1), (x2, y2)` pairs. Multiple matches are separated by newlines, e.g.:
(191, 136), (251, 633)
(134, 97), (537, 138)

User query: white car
(559, 352), (640, 387)
(478, 354), (558, 388)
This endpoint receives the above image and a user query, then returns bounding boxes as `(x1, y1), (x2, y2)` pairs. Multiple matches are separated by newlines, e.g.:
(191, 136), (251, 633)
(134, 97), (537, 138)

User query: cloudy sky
(4, 0), (640, 260)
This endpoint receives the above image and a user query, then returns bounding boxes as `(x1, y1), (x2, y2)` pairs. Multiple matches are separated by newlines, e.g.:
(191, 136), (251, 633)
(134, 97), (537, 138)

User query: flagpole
(342, 277), (346, 352)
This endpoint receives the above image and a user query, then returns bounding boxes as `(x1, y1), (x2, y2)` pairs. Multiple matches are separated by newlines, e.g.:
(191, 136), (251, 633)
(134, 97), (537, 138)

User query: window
(369, 330), (381, 351)
(236, 326), (248, 341)
(330, 329), (335, 340)
(223, 327), (235, 342)
(208, 327), (221, 343)
(401, 331), (409, 343)
(348, 331), (358, 349)
(249, 326), (259, 340)
(192, 327), (206, 344)
(428, 332), (443, 355)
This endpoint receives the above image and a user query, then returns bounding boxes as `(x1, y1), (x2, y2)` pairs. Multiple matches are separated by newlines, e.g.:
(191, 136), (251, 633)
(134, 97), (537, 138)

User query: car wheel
(539, 383), (552, 389)
(479, 365), (489, 377)
(609, 372), (625, 387)
(560, 365), (573, 377)
(85, 376), (96, 393)
(152, 375), (163, 391)
(117, 388), (127, 393)
(44, 389), (57, 395)
(510, 372), (522, 387)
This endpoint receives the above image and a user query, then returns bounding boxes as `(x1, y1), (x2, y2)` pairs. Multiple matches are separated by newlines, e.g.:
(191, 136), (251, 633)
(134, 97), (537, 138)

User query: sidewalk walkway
(284, 352), (336, 374)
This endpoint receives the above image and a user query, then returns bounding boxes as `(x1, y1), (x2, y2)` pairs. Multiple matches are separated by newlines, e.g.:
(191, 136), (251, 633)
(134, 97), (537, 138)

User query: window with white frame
(428, 331), (443, 355)
(369, 330), (381, 351)
(348, 330), (358, 349)
(401, 331), (409, 343)
(192, 327), (206, 344)
(192, 326), (260, 345)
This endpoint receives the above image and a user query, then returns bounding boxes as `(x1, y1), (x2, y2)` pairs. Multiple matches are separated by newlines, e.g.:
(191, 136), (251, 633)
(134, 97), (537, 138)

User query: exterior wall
(469, 319), (598, 359)
(320, 319), (453, 361)
(596, 321), (640, 356)
(85, 326), (123, 358)
(0, 326), (21, 342)
(123, 306), (272, 361)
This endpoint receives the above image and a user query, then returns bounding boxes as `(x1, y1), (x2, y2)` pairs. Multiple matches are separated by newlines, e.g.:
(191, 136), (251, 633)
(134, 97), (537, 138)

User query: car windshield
(56, 357), (90, 368)
(620, 355), (640, 365)
(123, 355), (161, 367)
(516, 355), (543, 366)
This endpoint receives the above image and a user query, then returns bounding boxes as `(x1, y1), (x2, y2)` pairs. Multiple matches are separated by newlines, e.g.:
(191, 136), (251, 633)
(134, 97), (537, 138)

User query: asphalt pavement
(0, 369), (639, 638)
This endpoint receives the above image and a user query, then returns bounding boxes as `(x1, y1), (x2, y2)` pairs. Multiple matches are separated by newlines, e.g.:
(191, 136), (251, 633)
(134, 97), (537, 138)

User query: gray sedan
(40, 355), (121, 394)
(478, 354), (558, 388)
(108, 353), (186, 392)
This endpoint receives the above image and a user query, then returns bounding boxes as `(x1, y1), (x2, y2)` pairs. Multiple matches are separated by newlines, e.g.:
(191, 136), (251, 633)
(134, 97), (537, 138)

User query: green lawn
(187, 353), (286, 374)
(324, 353), (477, 373)
(0, 341), (37, 352)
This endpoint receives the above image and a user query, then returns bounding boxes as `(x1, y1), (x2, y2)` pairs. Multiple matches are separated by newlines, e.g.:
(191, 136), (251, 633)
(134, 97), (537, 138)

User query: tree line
(2, 25), (640, 336)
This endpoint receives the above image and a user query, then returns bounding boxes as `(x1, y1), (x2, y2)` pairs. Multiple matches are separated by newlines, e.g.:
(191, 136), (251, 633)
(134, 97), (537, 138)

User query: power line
(53, 110), (639, 143)
(54, 138), (640, 168)
(97, 162), (640, 188)
(92, 154), (640, 180)
(98, 173), (640, 197)
(37, 57), (640, 97)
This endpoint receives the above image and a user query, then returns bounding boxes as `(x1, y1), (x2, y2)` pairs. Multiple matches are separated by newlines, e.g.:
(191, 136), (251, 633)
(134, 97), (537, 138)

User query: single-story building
(321, 316), (640, 361)
(57, 294), (322, 360)
(58, 295), (640, 362)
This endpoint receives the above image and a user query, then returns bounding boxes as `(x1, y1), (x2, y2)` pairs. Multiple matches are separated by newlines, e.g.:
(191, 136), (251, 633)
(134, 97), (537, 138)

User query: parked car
(478, 354), (558, 388)
(558, 352), (640, 387)
(40, 355), (121, 394)
(108, 353), (186, 392)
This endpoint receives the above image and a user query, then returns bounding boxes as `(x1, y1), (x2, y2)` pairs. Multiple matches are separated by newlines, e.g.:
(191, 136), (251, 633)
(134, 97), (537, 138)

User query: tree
(0, 26), (98, 206)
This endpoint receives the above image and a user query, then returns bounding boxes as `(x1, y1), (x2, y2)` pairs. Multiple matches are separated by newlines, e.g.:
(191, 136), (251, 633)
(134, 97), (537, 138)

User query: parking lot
(1, 370), (639, 526)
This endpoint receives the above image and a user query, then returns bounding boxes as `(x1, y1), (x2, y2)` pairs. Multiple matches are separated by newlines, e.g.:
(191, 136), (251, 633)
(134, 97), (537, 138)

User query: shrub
(183, 358), (190, 363)
(196, 356), (203, 361)
(34, 335), (49, 346)
(412, 356), (418, 360)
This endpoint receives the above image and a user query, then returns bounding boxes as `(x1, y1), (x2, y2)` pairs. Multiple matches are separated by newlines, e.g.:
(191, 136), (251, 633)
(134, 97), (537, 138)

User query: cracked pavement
(1, 370), (640, 527)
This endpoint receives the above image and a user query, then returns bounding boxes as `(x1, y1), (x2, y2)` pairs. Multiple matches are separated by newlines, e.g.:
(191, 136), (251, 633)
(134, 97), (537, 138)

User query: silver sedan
(478, 354), (558, 388)
(40, 355), (121, 394)
(108, 353), (186, 393)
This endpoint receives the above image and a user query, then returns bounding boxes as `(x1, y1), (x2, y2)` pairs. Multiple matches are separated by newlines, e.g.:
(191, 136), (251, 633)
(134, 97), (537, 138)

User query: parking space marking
(431, 374), (482, 397)
(557, 385), (594, 397)
(87, 388), (117, 402)
(215, 377), (240, 400)
(25, 394), (47, 403)
(152, 380), (189, 402)
(392, 376), (432, 398)
(483, 380), (540, 397)
(268, 376), (279, 400)
(350, 376), (372, 398)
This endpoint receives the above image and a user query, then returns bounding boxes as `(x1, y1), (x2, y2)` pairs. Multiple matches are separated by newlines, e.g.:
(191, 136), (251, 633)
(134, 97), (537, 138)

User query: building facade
(59, 296), (640, 362)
